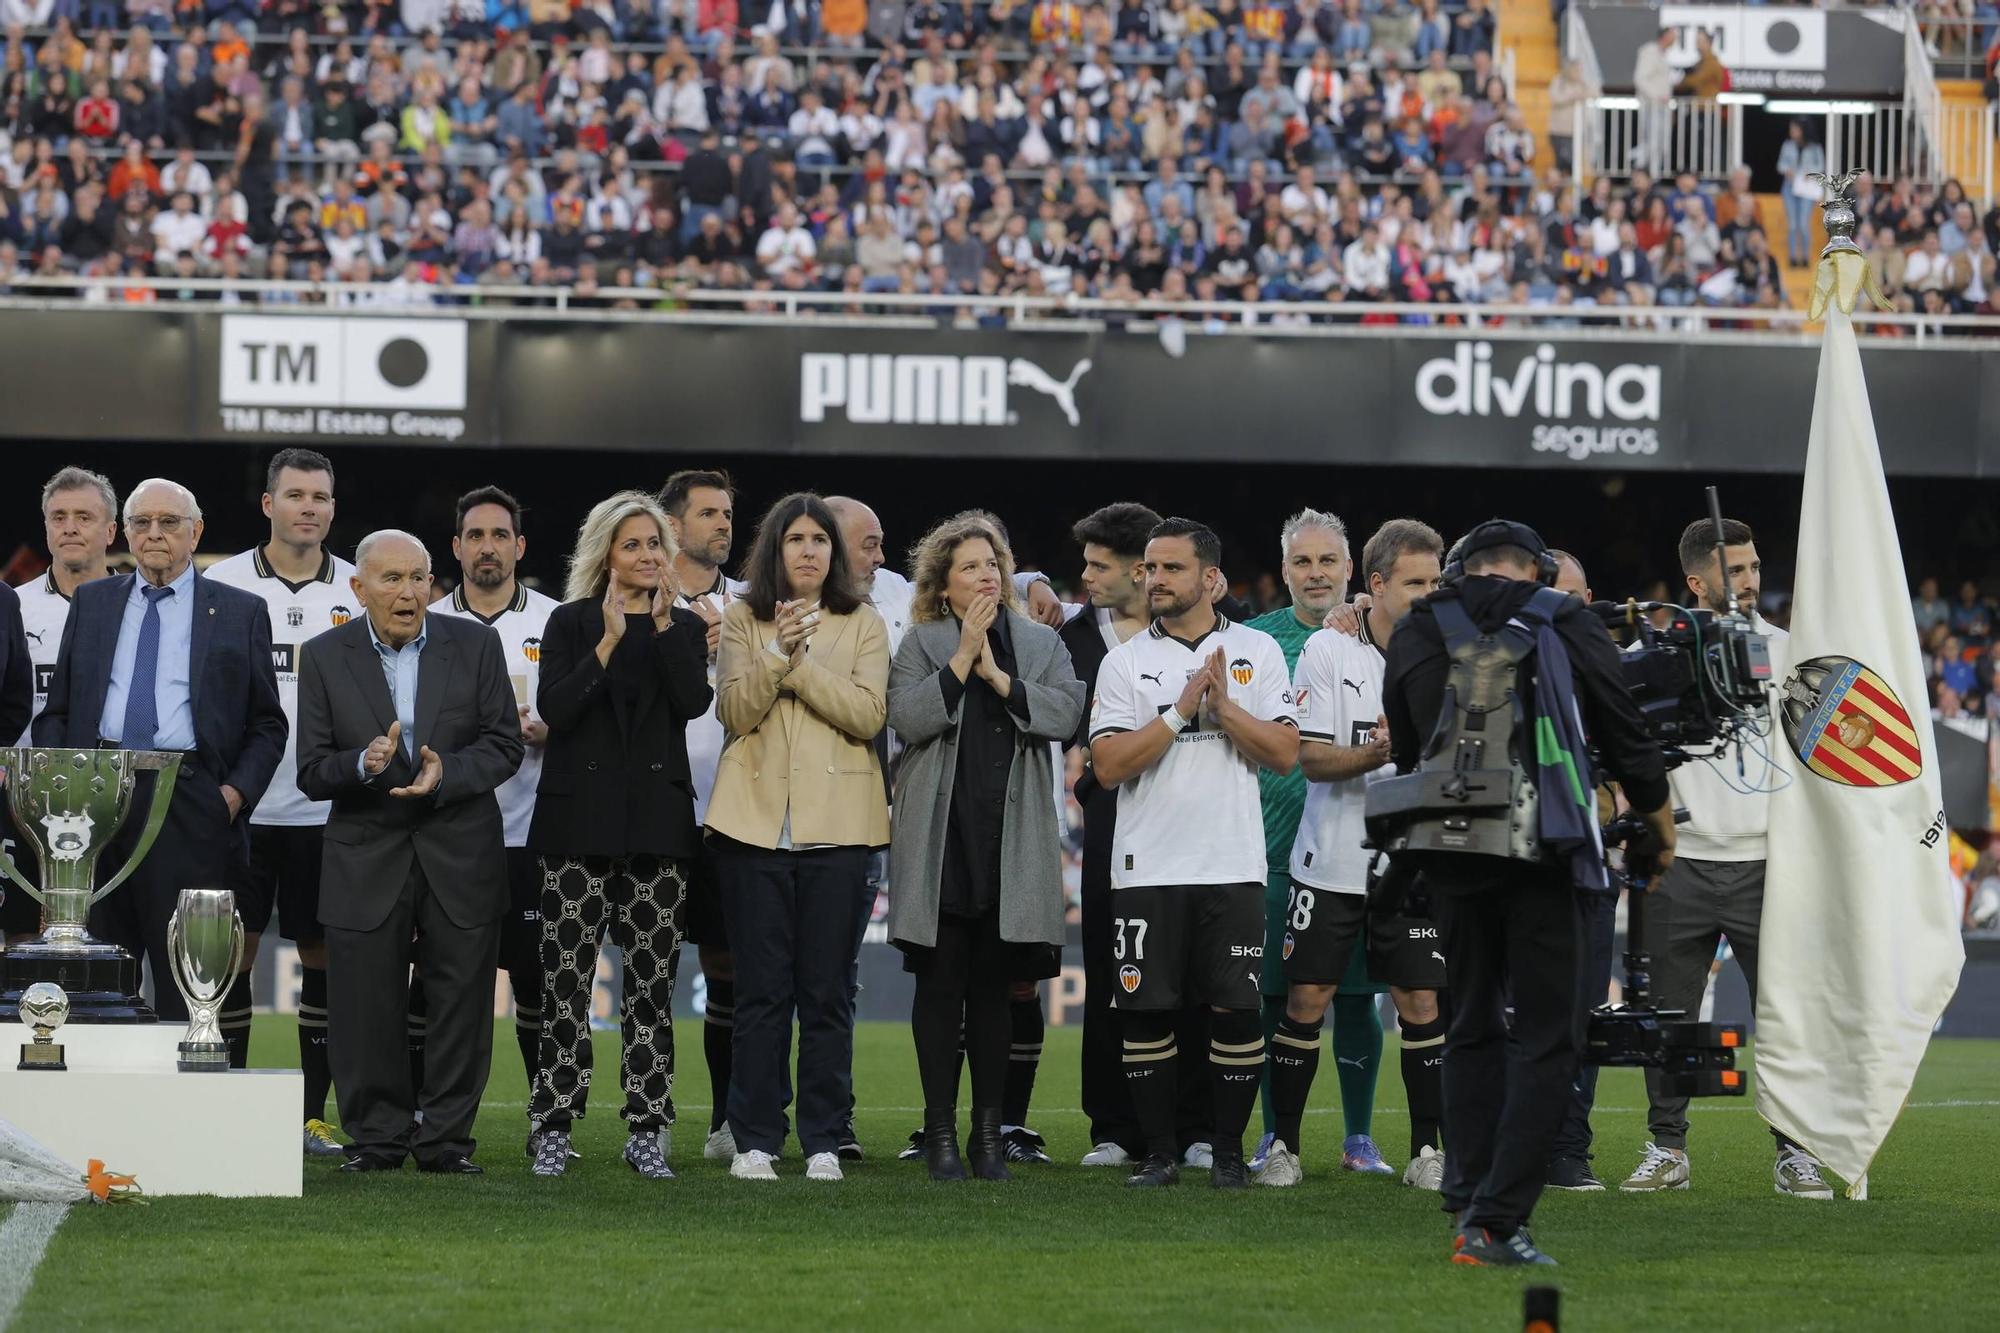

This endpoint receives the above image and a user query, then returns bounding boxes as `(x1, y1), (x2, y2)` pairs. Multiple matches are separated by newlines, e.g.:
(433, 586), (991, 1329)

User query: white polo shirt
(204, 547), (359, 826)
(1088, 615), (1296, 889)
(432, 580), (559, 846)
(675, 568), (749, 822)
(1288, 619), (1391, 896)
(12, 570), (72, 743)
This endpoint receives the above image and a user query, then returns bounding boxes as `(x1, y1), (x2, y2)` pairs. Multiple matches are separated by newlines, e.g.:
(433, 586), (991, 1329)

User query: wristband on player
(1161, 706), (1190, 735)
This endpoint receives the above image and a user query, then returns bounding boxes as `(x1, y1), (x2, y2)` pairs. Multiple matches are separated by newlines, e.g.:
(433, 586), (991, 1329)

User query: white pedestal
(0, 1027), (303, 1197)
(3, 1020), (184, 1071)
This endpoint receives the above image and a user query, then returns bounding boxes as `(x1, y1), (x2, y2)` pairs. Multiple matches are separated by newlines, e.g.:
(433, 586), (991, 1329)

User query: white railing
(1580, 96), (1743, 182)
(1902, 10), (1948, 186)
(1936, 100), (2000, 204)
(6, 278), (1999, 343)
(1565, 3), (1605, 186)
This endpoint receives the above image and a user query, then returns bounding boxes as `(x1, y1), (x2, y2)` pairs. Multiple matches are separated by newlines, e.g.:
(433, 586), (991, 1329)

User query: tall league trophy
(0, 747), (183, 1023)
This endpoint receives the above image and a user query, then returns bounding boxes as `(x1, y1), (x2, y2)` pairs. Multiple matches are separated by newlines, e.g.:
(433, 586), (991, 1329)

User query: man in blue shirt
(35, 478), (286, 1046)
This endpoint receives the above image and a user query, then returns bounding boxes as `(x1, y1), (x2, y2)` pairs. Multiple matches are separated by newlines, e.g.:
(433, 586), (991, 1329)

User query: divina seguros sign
(1413, 341), (1665, 463)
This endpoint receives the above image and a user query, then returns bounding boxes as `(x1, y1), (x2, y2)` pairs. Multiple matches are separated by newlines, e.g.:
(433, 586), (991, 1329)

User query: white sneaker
(1402, 1144), (1445, 1191)
(703, 1124), (737, 1162)
(1182, 1141), (1214, 1170)
(730, 1149), (778, 1181)
(1620, 1141), (1691, 1192)
(805, 1151), (843, 1182)
(1080, 1142), (1131, 1167)
(1255, 1141), (1302, 1188)
(1774, 1146), (1834, 1200)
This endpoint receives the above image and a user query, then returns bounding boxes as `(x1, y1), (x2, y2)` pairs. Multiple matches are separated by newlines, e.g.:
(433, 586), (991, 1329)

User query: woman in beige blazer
(706, 492), (890, 1184)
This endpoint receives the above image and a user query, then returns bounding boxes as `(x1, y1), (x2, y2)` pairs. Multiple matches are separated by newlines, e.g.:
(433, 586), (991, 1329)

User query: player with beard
(657, 469), (749, 1162)
(1244, 510), (1397, 1177)
(1089, 518), (1298, 1188)
(426, 487), (560, 1115)
(1261, 518), (1451, 1189)
(6, 468), (119, 945)
(207, 450), (356, 1142)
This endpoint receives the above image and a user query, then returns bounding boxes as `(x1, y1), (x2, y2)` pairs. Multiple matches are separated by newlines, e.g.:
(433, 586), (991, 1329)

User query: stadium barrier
(3, 302), (1996, 476)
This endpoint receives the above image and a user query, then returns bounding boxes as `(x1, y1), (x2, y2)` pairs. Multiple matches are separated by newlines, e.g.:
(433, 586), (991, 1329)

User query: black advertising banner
(2, 305), (1995, 477)
(4, 308), (194, 442)
(1581, 3), (1907, 98)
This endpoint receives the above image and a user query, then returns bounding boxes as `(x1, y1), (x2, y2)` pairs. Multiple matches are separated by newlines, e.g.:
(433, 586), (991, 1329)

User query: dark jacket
(36, 570), (287, 810)
(1382, 574), (1669, 817)
(0, 583), (31, 745)
(295, 612), (523, 931)
(529, 599), (712, 859)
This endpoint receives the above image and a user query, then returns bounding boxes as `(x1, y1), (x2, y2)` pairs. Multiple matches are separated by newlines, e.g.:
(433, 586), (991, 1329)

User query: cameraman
(1381, 521), (1676, 1267)
(1617, 519), (1832, 1200)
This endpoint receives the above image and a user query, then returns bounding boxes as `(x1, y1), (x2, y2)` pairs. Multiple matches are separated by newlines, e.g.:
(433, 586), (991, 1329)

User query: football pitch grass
(10, 1021), (1997, 1331)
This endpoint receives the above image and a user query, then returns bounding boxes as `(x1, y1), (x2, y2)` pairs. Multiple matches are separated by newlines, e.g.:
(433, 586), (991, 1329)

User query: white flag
(1756, 308), (1966, 1197)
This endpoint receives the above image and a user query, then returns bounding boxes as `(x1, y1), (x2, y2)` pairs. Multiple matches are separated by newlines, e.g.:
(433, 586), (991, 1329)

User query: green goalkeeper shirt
(1248, 604), (1320, 873)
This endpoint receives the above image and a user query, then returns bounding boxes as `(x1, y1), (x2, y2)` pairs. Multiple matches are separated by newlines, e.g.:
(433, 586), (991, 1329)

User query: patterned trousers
(530, 853), (688, 1132)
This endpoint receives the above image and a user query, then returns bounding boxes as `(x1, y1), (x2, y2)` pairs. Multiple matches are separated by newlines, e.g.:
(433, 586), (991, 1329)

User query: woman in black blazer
(526, 491), (713, 1181)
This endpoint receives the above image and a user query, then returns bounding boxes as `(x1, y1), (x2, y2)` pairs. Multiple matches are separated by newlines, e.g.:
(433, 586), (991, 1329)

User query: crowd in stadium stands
(3, 0), (1978, 320)
(1920, 576), (2000, 727)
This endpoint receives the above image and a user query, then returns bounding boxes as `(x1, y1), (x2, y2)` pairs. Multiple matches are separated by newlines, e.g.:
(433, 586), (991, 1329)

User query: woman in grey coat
(887, 512), (1085, 1182)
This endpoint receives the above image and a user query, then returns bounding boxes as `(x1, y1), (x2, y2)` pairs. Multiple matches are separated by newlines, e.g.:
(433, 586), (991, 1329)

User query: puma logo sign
(1140, 671), (1164, 686)
(1430, 951), (1446, 966)
(1342, 678), (1363, 696)
(1007, 357), (1092, 427)
(23, 628), (43, 646)
(1336, 1056), (1368, 1070)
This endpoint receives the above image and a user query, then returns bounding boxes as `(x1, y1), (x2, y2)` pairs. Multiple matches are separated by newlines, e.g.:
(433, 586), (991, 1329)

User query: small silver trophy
(166, 889), (245, 1073)
(17, 981), (69, 1071)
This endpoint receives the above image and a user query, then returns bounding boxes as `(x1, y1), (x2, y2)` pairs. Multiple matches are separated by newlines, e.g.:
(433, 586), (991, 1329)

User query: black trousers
(326, 858), (500, 1167)
(715, 839), (871, 1157)
(1079, 862), (1214, 1153)
(531, 853), (688, 1132)
(910, 909), (1011, 1111)
(1551, 887), (1618, 1162)
(1434, 868), (1585, 1235)
(89, 762), (250, 1023)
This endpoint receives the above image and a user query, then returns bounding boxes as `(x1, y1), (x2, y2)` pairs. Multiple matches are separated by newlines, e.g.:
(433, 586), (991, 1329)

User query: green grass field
(10, 1021), (1998, 1331)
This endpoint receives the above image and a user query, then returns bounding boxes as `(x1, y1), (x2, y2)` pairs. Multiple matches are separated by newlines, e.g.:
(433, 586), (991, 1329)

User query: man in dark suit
(294, 529), (523, 1175)
(35, 478), (286, 1052)
(0, 582), (30, 759)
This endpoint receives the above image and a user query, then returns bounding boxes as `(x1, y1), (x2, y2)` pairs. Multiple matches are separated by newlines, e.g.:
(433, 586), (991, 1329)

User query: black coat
(528, 598), (713, 859)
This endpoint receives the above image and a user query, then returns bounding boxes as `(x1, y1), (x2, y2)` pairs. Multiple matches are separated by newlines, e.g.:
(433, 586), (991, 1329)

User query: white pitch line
(0, 1203), (68, 1331)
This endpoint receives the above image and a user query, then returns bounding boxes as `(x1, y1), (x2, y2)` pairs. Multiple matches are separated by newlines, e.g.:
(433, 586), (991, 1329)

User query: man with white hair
(35, 477), (287, 1030)
(293, 528), (523, 1174)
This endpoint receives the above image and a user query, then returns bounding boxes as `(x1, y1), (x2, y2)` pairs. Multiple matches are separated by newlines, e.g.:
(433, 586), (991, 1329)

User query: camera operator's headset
(1440, 518), (1560, 589)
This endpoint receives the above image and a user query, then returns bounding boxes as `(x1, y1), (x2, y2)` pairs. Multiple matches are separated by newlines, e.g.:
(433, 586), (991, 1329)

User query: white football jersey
(676, 570), (749, 823)
(1088, 616), (1297, 890)
(1288, 621), (1391, 895)
(433, 580), (559, 847)
(204, 547), (359, 826)
(13, 571), (72, 743)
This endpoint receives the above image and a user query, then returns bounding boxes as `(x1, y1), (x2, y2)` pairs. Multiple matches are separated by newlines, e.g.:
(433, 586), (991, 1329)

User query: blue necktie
(121, 584), (173, 751)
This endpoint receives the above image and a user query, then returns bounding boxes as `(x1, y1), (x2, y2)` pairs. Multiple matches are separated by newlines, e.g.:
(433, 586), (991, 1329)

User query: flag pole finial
(1808, 171), (1893, 320)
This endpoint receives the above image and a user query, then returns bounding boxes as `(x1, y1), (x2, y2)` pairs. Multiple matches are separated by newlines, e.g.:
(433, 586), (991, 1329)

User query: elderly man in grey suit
(885, 512), (1084, 1183)
(294, 529), (523, 1175)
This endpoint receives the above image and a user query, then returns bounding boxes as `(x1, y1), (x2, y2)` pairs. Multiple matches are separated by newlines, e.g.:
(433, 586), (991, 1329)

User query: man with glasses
(35, 478), (287, 1030)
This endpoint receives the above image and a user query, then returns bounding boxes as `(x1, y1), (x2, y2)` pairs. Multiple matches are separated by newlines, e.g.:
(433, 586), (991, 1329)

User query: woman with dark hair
(886, 513), (1084, 1182)
(527, 491), (713, 1180)
(707, 492), (890, 1184)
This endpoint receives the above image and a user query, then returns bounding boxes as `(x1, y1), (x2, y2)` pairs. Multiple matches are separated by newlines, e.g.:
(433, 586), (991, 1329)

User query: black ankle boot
(924, 1107), (967, 1182)
(968, 1108), (1011, 1182)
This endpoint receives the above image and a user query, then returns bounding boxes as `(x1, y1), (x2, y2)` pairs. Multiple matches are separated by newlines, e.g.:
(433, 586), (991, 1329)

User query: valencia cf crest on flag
(1229, 657), (1253, 686)
(1118, 964), (1141, 994)
(1779, 655), (1921, 788)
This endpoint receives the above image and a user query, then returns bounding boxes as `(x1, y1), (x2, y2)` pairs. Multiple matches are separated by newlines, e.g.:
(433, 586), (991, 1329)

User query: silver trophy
(167, 889), (244, 1073)
(0, 747), (183, 1022)
(16, 981), (69, 1071)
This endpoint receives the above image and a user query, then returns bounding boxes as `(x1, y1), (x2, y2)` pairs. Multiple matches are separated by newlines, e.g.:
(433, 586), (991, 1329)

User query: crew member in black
(1380, 520), (1676, 1267)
